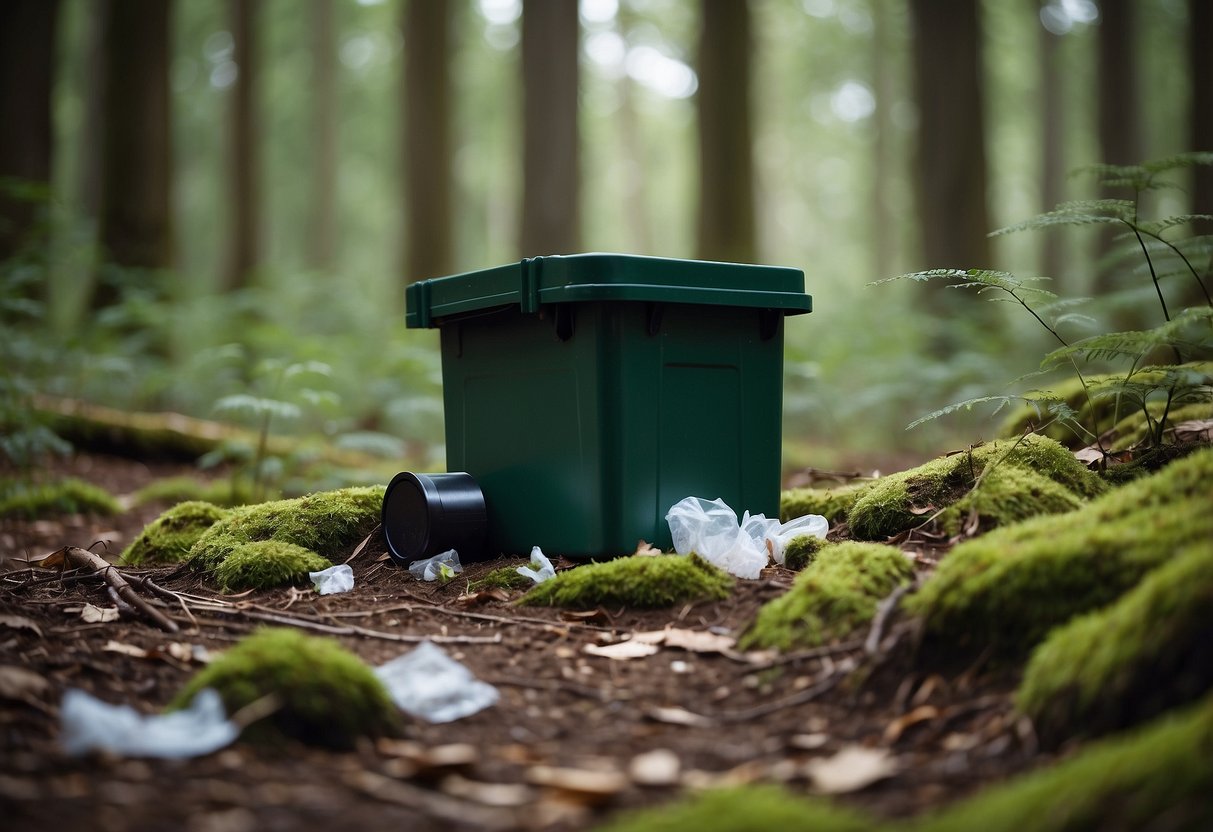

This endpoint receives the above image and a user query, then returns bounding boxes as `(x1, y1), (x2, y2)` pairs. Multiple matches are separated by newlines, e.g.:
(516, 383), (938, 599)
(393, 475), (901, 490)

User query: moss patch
(1018, 543), (1213, 746)
(783, 534), (826, 571)
(468, 564), (533, 592)
(908, 447), (1213, 654)
(188, 485), (382, 573)
(848, 435), (1103, 541)
(0, 478), (121, 519)
(937, 463), (1085, 537)
(594, 785), (875, 832)
(781, 480), (875, 524)
(213, 540), (332, 592)
(519, 554), (732, 609)
(132, 476), (253, 508)
(740, 542), (914, 651)
(171, 628), (401, 748)
(122, 500), (230, 566)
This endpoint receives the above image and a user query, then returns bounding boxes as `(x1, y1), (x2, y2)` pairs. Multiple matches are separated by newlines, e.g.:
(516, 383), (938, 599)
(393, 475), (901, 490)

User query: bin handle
(759, 308), (780, 341)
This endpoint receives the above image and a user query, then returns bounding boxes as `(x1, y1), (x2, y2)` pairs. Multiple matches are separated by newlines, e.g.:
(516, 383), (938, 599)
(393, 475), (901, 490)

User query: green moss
(937, 464), (1084, 537)
(519, 554), (732, 609)
(780, 480), (875, 524)
(188, 485), (383, 572)
(1018, 543), (1213, 746)
(122, 500), (230, 565)
(0, 477), (121, 519)
(1108, 400), (1213, 451)
(594, 785), (876, 832)
(468, 564), (533, 592)
(132, 476), (253, 508)
(908, 448), (1213, 654)
(783, 534), (826, 571)
(213, 540), (332, 592)
(911, 694), (1213, 832)
(740, 542), (914, 651)
(170, 628), (402, 748)
(848, 435), (1104, 541)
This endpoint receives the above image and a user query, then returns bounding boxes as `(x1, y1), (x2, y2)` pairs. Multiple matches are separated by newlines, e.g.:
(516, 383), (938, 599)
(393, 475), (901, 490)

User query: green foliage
(213, 540), (331, 592)
(594, 785), (876, 832)
(519, 554), (732, 609)
(188, 485), (383, 573)
(1018, 543), (1213, 746)
(0, 478), (120, 519)
(468, 564), (534, 592)
(780, 480), (875, 524)
(907, 448), (1213, 655)
(170, 628), (402, 748)
(131, 475), (254, 508)
(739, 542), (913, 651)
(122, 501), (229, 565)
(782, 534), (826, 571)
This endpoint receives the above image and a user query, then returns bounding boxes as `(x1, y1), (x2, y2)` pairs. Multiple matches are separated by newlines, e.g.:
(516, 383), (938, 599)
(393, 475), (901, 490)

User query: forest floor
(4, 452), (1057, 832)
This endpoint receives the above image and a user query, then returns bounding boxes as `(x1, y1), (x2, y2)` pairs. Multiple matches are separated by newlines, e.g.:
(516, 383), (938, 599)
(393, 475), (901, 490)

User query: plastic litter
(408, 549), (463, 582)
(374, 641), (499, 723)
(665, 497), (828, 578)
(516, 546), (555, 584)
(309, 563), (354, 595)
(60, 687), (239, 759)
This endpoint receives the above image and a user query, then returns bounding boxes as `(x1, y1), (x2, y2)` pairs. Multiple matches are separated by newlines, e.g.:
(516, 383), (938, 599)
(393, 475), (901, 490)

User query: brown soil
(1, 453), (1050, 832)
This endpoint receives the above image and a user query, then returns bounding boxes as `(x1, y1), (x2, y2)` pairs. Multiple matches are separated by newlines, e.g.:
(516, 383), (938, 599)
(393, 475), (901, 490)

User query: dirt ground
(1, 453), (1051, 832)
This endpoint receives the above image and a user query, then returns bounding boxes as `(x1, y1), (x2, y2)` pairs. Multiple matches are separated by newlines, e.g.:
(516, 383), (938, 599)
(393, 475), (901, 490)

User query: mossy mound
(848, 434), (1104, 541)
(780, 480), (875, 524)
(908, 447), (1213, 654)
(783, 534), (826, 571)
(468, 564), (534, 592)
(739, 542), (913, 651)
(188, 485), (383, 573)
(171, 628), (401, 748)
(1107, 400), (1213, 451)
(1017, 543), (1213, 746)
(910, 694), (1213, 832)
(132, 476), (253, 508)
(122, 500), (230, 565)
(937, 463), (1084, 536)
(594, 785), (875, 832)
(213, 540), (332, 592)
(0, 478), (121, 519)
(519, 554), (732, 609)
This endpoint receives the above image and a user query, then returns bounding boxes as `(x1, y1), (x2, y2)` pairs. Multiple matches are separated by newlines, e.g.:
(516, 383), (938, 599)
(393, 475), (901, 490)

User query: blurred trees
(307, 0), (337, 273)
(224, 0), (260, 291)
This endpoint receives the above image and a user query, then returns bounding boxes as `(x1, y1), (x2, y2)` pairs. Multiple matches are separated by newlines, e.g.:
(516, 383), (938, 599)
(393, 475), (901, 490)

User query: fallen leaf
(102, 640), (149, 659)
(632, 540), (662, 557)
(0, 666), (49, 701)
(1073, 446), (1105, 466)
(454, 588), (511, 607)
(806, 746), (898, 794)
(584, 640), (659, 660)
(628, 749), (681, 786)
(1173, 419), (1213, 443)
(440, 774), (532, 807)
(526, 765), (628, 804)
(643, 706), (714, 728)
(560, 608), (610, 625)
(883, 705), (940, 744)
(0, 614), (43, 638)
(633, 627), (736, 654)
(81, 604), (119, 623)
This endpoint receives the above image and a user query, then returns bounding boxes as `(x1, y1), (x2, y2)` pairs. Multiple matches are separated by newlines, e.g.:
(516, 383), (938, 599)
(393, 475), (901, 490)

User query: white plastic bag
(374, 641), (499, 723)
(769, 514), (829, 565)
(408, 549), (463, 582)
(60, 687), (239, 759)
(516, 546), (555, 584)
(665, 497), (768, 579)
(309, 563), (355, 595)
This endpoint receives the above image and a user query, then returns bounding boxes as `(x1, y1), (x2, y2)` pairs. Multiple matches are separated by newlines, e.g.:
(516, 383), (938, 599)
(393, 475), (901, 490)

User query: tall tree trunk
(0, 0), (60, 264)
(403, 0), (454, 281)
(520, 0), (580, 257)
(696, 0), (755, 264)
(308, 0), (337, 273)
(871, 0), (895, 279)
(223, 0), (260, 291)
(1038, 0), (1065, 282)
(1189, 0), (1213, 303)
(78, 0), (108, 230)
(95, 0), (174, 308)
(617, 3), (652, 255)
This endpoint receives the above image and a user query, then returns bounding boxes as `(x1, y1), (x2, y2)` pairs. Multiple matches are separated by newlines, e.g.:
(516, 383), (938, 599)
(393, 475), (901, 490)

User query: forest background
(1, 0), (1208, 481)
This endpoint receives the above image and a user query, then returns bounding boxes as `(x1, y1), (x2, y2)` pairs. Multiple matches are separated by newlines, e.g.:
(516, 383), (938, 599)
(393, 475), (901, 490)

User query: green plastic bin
(405, 253), (811, 558)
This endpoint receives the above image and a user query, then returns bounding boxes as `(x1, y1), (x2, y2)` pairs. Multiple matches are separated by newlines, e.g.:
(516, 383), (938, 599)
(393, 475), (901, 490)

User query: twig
(42, 547), (179, 633)
(344, 525), (380, 564)
(212, 607), (503, 645)
(321, 602), (616, 633)
(106, 585), (139, 619)
(865, 585), (911, 656)
(740, 638), (865, 672)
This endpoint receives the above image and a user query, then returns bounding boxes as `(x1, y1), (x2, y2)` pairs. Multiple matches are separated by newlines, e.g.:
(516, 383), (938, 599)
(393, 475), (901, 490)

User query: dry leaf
(1073, 447), (1105, 466)
(584, 640), (659, 660)
(102, 640), (149, 658)
(643, 706), (714, 728)
(526, 765), (628, 804)
(1174, 419), (1213, 443)
(454, 588), (510, 607)
(806, 746), (898, 794)
(81, 604), (119, 623)
(883, 705), (939, 744)
(632, 540), (662, 557)
(560, 608), (610, 625)
(0, 614), (43, 638)
(628, 749), (681, 786)
(440, 774), (532, 807)
(635, 627), (736, 654)
(0, 665), (49, 701)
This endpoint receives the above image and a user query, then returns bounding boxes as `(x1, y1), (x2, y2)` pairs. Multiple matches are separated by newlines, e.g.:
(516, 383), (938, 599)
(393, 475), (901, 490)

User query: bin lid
(405, 253), (811, 328)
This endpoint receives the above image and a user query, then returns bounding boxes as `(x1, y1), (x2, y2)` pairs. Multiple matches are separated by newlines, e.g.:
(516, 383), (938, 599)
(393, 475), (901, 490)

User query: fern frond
(1138, 215), (1213, 236)
(990, 200), (1135, 237)
(905, 396), (1019, 431)
(868, 268), (970, 287)
(1040, 310), (1213, 369)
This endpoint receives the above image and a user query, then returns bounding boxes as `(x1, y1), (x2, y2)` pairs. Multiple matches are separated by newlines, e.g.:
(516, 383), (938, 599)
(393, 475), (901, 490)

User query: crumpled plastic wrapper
(309, 563), (355, 595)
(665, 496), (828, 579)
(60, 687), (239, 759)
(408, 549), (463, 582)
(375, 641), (499, 723)
(516, 546), (555, 584)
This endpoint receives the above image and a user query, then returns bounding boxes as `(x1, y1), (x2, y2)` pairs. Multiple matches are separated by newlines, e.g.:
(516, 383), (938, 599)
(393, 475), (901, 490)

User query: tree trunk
(95, 0), (174, 307)
(1189, 0), (1212, 226)
(0, 0), (59, 264)
(403, 0), (454, 281)
(223, 0), (260, 291)
(308, 0), (337, 274)
(696, 0), (755, 264)
(1038, 1), (1065, 282)
(520, 0), (580, 257)
(78, 0), (108, 229)
(871, 0), (895, 280)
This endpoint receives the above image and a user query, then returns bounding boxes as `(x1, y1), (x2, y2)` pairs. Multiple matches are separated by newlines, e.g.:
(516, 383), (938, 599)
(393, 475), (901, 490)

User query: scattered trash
(408, 549), (463, 582)
(665, 496), (828, 578)
(374, 641), (498, 723)
(60, 687), (239, 759)
(516, 546), (555, 584)
(310, 563), (355, 595)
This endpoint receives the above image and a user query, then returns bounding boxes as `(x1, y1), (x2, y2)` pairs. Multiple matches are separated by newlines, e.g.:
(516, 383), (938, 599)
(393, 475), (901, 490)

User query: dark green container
(405, 253), (811, 558)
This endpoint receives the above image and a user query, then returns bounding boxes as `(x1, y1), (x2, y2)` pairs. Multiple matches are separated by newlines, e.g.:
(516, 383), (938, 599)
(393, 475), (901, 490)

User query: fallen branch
(35, 547), (179, 633)
(209, 606), (503, 645)
(865, 584), (911, 656)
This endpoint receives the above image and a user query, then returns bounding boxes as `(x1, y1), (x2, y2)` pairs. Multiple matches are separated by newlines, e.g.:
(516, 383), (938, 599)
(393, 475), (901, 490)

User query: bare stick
(46, 547), (179, 633)
(865, 584), (911, 656)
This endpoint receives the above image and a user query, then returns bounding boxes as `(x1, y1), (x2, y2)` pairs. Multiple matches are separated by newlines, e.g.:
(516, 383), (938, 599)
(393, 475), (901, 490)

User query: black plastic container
(382, 471), (488, 567)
